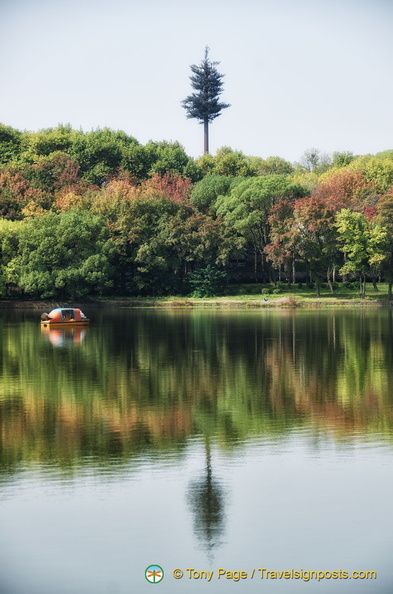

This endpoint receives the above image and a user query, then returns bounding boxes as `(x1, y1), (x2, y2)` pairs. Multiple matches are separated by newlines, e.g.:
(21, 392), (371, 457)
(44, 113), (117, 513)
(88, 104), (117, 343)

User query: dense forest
(1, 122), (393, 299)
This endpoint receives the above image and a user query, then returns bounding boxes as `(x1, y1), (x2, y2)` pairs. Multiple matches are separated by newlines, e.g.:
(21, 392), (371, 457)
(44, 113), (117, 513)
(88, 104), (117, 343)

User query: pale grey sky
(0, 0), (392, 162)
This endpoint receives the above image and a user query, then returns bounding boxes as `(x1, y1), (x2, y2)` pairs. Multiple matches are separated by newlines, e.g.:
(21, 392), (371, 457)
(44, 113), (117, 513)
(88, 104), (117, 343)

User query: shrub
(343, 281), (357, 289)
(188, 265), (226, 298)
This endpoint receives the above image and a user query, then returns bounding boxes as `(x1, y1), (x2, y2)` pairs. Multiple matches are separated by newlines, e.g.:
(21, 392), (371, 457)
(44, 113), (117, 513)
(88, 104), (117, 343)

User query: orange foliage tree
(141, 171), (193, 204)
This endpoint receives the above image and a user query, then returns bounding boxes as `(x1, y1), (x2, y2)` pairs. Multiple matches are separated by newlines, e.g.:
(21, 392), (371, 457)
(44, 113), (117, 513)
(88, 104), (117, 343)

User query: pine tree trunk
(204, 119), (209, 153)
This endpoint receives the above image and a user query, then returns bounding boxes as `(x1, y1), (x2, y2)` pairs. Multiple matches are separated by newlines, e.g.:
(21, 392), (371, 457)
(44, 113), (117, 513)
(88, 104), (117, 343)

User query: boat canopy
(46, 308), (87, 322)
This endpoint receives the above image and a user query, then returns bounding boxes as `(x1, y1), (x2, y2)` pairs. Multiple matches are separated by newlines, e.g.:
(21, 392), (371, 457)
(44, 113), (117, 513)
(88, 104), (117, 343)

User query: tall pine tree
(182, 47), (230, 154)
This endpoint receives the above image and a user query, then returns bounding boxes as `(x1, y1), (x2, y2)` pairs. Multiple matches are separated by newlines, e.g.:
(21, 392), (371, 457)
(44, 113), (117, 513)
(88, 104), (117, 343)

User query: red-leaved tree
(142, 171), (193, 204)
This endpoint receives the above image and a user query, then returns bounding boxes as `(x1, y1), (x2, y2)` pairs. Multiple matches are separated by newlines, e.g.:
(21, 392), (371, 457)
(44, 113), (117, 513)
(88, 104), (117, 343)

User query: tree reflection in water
(1, 309), (393, 476)
(187, 437), (226, 560)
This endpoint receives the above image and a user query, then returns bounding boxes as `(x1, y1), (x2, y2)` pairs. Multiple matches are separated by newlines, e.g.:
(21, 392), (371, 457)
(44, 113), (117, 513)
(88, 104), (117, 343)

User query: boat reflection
(40, 324), (87, 347)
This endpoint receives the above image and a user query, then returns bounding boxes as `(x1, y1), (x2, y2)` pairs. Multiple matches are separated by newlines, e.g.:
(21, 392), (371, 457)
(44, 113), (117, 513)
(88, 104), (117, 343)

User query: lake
(0, 308), (392, 593)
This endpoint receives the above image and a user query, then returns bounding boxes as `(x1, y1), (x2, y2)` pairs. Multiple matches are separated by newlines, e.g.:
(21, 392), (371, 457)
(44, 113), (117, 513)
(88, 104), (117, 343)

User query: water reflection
(1, 309), (393, 594)
(40, 325), (87, 347)
(187, 438), (226, 560)
(0, 309), (393, 476)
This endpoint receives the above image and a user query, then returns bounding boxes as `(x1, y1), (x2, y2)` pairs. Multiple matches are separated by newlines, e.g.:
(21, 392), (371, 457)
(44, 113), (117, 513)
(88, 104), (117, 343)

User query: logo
(145, 565), (164, 583)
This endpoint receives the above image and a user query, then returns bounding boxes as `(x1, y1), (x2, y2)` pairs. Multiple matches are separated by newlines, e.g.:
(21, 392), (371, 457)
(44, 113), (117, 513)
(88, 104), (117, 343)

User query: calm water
(0, 308), (392, 594)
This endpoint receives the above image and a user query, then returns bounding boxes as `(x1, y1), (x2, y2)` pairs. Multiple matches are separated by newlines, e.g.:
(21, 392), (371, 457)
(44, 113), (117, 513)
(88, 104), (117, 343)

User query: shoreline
(1, 297), (392, 309)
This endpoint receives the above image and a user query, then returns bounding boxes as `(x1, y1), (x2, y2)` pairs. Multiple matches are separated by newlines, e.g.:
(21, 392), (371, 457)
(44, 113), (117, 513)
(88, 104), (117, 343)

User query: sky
(0, 0), (393, 164)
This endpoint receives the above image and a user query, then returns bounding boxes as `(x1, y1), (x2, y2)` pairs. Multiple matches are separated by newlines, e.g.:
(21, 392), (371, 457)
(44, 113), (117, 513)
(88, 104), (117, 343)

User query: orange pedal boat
(40, 308), (89, 327)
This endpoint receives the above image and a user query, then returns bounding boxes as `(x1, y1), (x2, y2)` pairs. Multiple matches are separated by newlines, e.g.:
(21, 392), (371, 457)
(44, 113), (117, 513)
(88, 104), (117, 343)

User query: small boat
(40, 307), (89, 327)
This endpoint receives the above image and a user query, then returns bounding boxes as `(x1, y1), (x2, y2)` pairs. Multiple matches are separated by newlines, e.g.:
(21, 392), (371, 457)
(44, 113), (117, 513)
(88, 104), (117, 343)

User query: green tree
(0, 219), (20, 296)
(332, 151), (355, 168)
(21, 124), (76, 160)
(68, 127), (139, 185)
(375, 192), (393, 299)
(0, 123), (23, 164)
(6, 211), (114, 299)
(189, 264), (227, 297)
(197, 149), (294, 178)
(362, 158), (393, 194)
(190, 175), (233, 213)
(349, 156), (393, 194)
(146, 140), (201, 182)
(129, 205), (239, 295)
(293, 196), (338, 295)
(335, 209), (387, 298)
(216, 175), (307, 281)
(182, 47), (230, 154)
(197, 147), (253, 177)
(105, 195), (182, 294)
(209, 147), (253, 177)
(249, 155), (294, 176)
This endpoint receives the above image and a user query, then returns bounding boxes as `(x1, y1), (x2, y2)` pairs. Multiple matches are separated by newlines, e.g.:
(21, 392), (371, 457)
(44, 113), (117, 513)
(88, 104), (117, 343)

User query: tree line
(1, 122), (393, 299)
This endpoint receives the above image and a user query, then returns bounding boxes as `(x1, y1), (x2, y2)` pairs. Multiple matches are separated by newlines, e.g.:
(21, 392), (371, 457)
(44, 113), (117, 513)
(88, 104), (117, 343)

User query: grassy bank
(1, 283), (392, 309)
(87, 282), (393, 308)
(107, 282), (393, 308)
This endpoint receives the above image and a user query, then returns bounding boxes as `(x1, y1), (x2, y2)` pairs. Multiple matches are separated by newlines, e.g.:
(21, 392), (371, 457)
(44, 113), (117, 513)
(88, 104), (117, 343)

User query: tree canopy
(1, 122), (393, 299)
(182, 47), (230, 154)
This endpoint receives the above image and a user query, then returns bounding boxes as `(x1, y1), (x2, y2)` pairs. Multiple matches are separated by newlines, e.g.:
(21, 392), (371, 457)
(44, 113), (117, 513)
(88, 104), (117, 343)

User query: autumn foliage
(142, 171), (193, 203)
(1, 123), (393, 298)
(313, 168), (375, 212)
